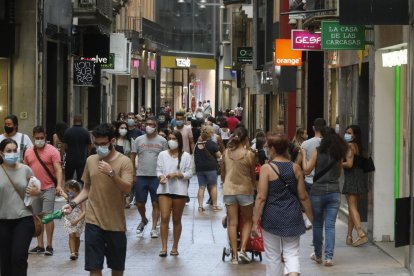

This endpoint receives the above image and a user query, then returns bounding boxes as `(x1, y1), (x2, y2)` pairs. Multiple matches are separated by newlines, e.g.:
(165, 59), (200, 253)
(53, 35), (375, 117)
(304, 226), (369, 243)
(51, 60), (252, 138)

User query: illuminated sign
(80, 54), (114, 69)
(382, 49), (407, 67)
(176, 58), (191, 68)
(291, 30), (321, 51)
(275, 39), (302, 66)
(237, 47), (253, 63)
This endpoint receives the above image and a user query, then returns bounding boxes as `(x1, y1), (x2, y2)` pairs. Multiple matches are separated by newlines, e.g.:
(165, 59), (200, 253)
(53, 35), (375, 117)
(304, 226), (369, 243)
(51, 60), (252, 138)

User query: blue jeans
(311, 192), (341, 260)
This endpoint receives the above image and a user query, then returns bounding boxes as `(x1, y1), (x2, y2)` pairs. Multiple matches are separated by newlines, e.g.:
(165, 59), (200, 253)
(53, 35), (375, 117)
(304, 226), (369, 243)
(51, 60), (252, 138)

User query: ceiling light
(220, 4), (225, 8)
(200, 0), (207, 3)
(178, 0), (185, 3)
(199, 4), (206, 8)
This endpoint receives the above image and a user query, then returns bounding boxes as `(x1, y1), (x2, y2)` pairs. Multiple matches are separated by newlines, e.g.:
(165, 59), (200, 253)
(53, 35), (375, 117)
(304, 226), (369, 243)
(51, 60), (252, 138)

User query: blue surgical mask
(3, 152), (19, 165)
(127, 119), (135, 127)
(66, 192), (74, 200)
(344, 133), (353, 142)
(97, 146), (110, 158)
(176, 120), (184, 127)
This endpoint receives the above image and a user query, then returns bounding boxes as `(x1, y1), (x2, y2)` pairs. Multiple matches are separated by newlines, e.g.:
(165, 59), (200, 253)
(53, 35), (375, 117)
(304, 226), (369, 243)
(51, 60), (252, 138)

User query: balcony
(117, 16), (142, 52)
(73, 0), (113, 28)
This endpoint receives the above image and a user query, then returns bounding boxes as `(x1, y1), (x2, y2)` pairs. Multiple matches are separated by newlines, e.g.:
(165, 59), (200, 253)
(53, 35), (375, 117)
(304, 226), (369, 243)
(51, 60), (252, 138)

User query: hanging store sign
(382, 49), (407, 67)
(275, 39), (302, 66)
(321, 21), (365, 50)
(291, 30), (321, 51)
(73, 61), (96, 87)
(237, 47), (253, 63)
(176, 58), (191, 68)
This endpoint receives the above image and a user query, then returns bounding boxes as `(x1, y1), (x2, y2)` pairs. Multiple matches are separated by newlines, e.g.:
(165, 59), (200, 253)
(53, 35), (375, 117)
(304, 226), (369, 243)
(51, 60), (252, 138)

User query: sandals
(353, 235), (368, 247)
(212, 205), (223, 211)
(159, 251), (167, 257)
(198, 207), (205, 212)
(170, 250), (179, 256)
(346, 235), (353, 245)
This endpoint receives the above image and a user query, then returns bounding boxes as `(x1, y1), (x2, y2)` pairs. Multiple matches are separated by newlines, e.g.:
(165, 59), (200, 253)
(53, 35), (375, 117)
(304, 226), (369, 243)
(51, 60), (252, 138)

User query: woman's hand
(159, 175), (167, 184)
(166, 172), (182, 179)
(71, 219), (78, 226)
(26, 184), (40, 196)
(251, 223), (259, 237)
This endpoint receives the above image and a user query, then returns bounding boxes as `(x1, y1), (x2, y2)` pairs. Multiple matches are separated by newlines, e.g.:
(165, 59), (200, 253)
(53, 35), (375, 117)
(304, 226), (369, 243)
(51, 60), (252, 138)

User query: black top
(192, 128), (201, 144)
(194, 140), (219, 172)
(258, 149), (268, 165)
(127, 128), (143, 141)
(62, 125), (91, 166)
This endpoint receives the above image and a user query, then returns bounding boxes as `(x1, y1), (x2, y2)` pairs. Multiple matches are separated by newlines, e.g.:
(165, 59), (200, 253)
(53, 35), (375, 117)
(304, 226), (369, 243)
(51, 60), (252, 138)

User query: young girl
(60, 180), (85, 260)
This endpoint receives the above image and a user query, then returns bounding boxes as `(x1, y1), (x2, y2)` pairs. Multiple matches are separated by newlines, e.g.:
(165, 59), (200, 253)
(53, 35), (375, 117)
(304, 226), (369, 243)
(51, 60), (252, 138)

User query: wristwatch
(108, 170), (115, 177)
(69, 201), (77, 209)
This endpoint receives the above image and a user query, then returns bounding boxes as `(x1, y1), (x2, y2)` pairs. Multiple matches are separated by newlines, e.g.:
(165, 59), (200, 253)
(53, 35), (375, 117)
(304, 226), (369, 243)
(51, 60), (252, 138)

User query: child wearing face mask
(59, 180), (85, 260)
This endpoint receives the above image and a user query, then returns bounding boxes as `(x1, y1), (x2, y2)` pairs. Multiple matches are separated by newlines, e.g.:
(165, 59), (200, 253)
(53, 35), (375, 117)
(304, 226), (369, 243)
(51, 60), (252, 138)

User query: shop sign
(80, 54), (114, 69)
(321, 21), (365, 50)
(73, 60), (96, 87)
(291, 30), (321, 51)
(382, 49), (407, 67)
(275, 39), (302, 66)
(237, 47), (253, 63)
(176, 58), (191, 68)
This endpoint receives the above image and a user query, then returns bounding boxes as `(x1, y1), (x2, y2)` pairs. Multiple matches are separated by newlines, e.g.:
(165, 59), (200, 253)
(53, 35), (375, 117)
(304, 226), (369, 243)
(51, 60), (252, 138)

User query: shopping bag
(239, 215), (265, 252)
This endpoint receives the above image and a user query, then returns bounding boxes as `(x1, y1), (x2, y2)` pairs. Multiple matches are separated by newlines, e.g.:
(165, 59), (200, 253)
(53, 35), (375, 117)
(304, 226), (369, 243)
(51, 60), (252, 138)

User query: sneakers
(310, 252), (322, 264)
(230, 258), (238, 265)
(136, 220), (148, 235)
(45, 246), (54, 256)
(324, 259), (334, 266)
(239, 251), (251, 263)
(28, 246), (45, 254)
(150, 229), (159, 238)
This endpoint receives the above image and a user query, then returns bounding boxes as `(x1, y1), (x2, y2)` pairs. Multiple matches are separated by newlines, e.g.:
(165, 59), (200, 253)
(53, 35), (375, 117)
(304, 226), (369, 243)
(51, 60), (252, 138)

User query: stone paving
(28, 177), (410, 276)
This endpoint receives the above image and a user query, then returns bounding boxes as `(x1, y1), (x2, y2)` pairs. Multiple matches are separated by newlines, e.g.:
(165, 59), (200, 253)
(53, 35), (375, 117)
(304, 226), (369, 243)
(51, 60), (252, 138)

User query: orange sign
(275, 39), (302, 66)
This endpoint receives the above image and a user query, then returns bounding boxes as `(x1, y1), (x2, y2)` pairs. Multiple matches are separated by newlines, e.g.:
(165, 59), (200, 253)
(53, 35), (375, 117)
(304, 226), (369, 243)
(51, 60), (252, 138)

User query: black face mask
(4, 126), (14, 134)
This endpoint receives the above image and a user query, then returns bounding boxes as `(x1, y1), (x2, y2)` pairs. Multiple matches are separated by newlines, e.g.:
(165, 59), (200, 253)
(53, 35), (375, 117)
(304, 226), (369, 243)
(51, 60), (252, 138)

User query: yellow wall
(161, 56), (216, 70)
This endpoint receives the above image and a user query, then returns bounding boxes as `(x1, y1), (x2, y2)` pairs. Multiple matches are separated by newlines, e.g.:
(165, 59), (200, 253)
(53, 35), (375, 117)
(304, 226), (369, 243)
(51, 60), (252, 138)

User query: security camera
(288, 18), (297, 27)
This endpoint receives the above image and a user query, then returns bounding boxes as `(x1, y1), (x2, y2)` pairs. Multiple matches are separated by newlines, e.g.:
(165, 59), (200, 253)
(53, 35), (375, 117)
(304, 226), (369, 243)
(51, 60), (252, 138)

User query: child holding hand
(60, 180), (85, 260)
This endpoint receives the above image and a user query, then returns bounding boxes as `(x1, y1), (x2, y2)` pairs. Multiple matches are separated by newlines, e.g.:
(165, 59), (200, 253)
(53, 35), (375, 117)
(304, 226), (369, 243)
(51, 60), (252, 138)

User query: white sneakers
(150, 229), (159, 238)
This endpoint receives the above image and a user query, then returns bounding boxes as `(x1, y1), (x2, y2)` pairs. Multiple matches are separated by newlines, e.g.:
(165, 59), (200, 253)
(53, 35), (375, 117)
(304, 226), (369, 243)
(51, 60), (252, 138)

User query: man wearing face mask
(174, 111), (194, 154)
(0, 114), (33, 162)
(62, 123), (134, 275)
(131, 117), (168, 237)
(126, 112), (143, 141)
(25, 126), (63, 256)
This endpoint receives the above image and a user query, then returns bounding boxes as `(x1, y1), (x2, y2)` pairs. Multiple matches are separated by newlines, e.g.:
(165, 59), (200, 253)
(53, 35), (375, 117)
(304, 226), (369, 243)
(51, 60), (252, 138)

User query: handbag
(1, 165), (42, 237)
(34, 147), (58, 187)
(363, 156), (375, 173)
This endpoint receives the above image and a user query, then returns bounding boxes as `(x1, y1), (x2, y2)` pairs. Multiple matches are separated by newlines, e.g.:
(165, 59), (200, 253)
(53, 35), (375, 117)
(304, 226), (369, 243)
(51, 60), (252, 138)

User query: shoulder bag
(269, 161), (298, 199)
(34, 147), (58, 187)
(19, 133), (27, 162)
(2, 165), (42, 237)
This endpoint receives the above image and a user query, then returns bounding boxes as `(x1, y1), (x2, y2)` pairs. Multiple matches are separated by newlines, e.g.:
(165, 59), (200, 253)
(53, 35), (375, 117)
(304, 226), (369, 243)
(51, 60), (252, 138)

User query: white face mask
(344, 133), (353, 142)
(146, 126), (156, 134)
(35, 139), (46, 148)
(168, 140), (179, 150)
(119, 129), (128, 137)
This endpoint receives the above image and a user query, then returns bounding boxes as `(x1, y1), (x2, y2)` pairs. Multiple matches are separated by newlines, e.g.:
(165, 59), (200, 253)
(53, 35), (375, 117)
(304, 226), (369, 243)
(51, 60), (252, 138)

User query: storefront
(159, 54), (216, 115)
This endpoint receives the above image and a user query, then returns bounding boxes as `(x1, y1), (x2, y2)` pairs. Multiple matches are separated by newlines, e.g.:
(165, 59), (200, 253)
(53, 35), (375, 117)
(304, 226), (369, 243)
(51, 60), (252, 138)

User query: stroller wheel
(222, 247), (226, 261)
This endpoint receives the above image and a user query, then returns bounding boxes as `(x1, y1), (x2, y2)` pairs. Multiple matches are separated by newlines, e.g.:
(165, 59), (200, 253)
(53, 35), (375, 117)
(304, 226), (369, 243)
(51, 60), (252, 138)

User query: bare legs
(159, 195), (186, 254)
(226, 203), (253, 260)
(37, 221), (54, 249)
(346, 194), (366, 241)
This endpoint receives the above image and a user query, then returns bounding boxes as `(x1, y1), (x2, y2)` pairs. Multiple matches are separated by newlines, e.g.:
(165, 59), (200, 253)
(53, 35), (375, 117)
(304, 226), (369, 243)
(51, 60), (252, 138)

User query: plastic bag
(24, 176), (41, 207)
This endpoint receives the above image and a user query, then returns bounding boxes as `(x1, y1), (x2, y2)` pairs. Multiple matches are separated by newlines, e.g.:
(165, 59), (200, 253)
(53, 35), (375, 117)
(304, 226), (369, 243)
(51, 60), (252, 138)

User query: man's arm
(53, 161), (63, 194)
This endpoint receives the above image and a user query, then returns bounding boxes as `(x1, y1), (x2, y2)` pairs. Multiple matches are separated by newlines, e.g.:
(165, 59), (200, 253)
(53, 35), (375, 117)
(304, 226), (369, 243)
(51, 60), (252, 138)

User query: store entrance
(160, 68), (189, 115)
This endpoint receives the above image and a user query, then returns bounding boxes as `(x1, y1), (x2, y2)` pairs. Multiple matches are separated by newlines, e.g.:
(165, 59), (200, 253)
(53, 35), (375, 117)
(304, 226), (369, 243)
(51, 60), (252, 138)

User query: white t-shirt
(301, 136), (322, 184)
(156, 150), (193, 196)
(0, 132), (33, 160)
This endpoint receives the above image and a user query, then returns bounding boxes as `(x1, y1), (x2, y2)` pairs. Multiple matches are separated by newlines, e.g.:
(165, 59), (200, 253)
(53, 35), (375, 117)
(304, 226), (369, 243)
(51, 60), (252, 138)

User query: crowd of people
(0, 103), (371, 275)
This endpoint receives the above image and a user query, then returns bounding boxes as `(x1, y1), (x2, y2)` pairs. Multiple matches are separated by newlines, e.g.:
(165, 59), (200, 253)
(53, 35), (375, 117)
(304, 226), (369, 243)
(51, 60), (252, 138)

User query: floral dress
(63, 205), (85, 236)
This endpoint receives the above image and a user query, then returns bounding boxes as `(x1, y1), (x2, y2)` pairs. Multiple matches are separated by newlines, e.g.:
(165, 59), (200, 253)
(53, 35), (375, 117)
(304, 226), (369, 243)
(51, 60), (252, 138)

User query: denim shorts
(196, 170), (218, 187)
(32, 188), (56, 215)
(135, 176), (159, 203)
(223, 194), (255, 206)
(84, 223), (127, 271)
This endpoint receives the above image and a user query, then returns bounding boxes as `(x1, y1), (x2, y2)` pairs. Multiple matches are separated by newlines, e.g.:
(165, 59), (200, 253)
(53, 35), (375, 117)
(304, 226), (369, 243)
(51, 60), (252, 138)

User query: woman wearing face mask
(156, 130), (193, 257)
(115, 121), (131, 157)
(342, 125), (368, 247)
(0, 115), (33, 162)
(0, 138), (40, 275)
(289, 128), (308, 162)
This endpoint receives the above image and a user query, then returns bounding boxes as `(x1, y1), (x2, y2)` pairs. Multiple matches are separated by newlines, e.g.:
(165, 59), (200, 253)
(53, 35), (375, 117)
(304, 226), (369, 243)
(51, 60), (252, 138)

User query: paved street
(28, 177), (410, 276)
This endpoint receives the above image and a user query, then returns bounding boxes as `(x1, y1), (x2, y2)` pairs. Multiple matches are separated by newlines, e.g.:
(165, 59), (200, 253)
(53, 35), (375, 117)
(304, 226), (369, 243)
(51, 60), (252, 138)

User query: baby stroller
(221, 213), (264, 262)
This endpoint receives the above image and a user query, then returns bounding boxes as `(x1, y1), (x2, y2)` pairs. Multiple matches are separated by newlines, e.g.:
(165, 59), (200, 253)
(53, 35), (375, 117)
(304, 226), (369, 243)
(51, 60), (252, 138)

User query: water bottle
(41, 209), (64, 224)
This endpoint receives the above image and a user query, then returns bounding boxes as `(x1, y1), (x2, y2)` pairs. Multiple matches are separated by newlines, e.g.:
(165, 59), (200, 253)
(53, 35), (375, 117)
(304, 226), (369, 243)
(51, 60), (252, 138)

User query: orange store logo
(275, 39), (302, 66)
